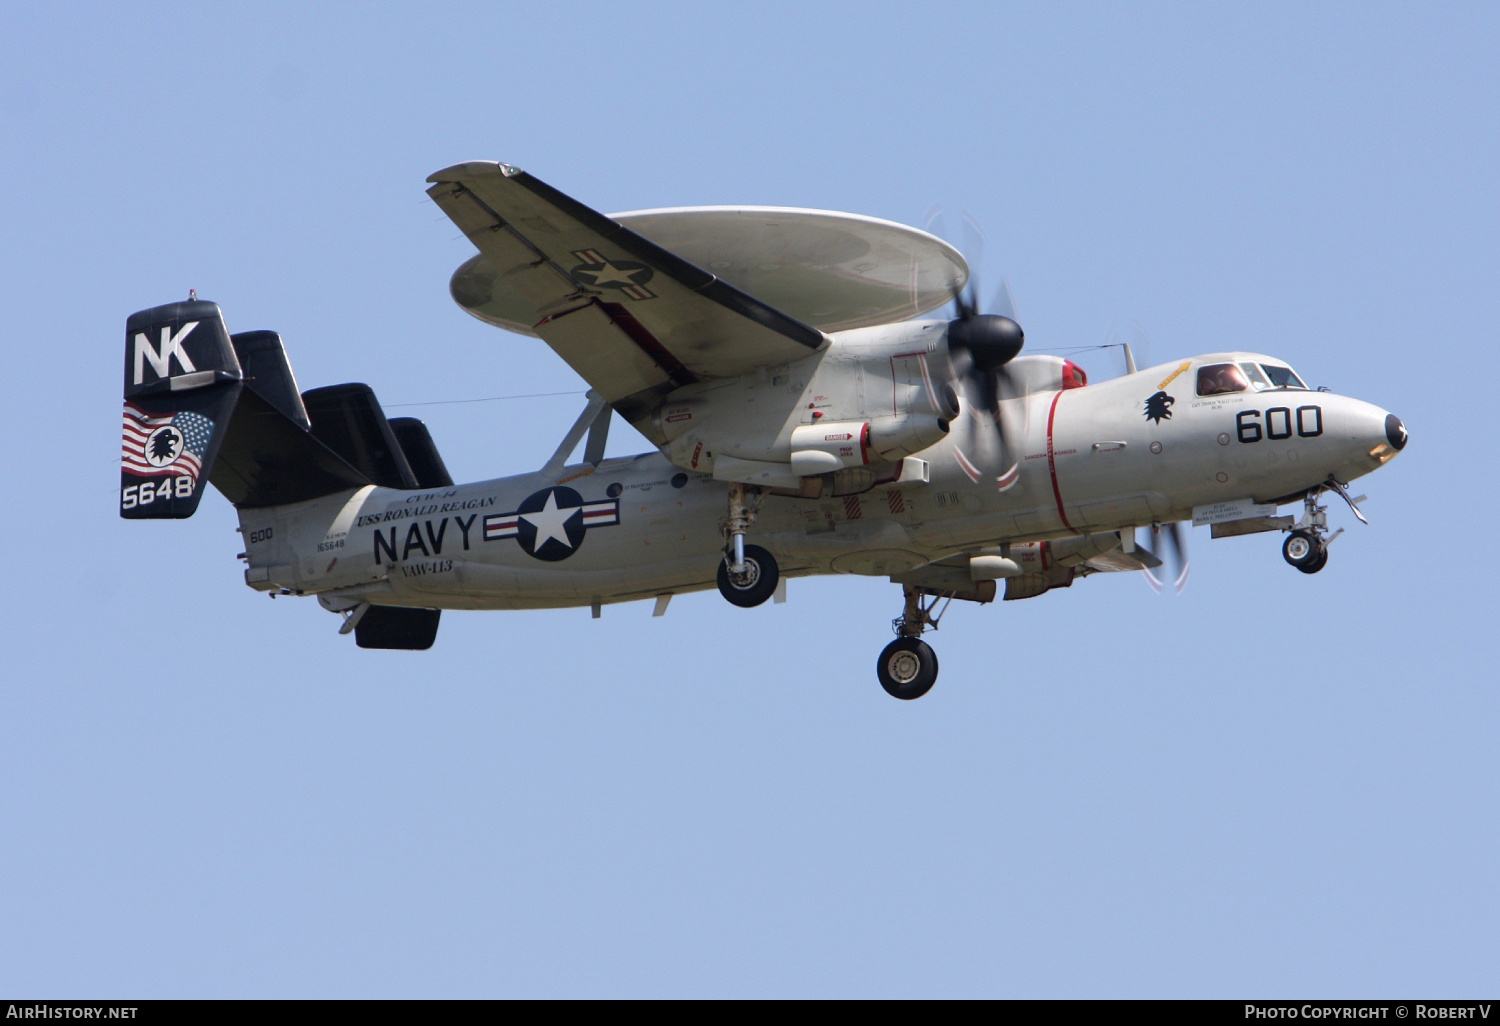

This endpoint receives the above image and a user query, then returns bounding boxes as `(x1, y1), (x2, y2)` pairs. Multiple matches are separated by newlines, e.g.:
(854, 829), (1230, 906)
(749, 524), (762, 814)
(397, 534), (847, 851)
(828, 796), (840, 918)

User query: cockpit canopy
(1196, 359), (1308, 397)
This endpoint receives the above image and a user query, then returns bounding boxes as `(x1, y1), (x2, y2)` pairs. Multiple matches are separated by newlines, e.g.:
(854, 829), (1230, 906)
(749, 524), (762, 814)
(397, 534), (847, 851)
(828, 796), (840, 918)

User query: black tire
(1297, 546), (1329, 575)
(876, 637), (939, 700)
(1283, 530), (1322, 569)
(717, 544), (779, 608)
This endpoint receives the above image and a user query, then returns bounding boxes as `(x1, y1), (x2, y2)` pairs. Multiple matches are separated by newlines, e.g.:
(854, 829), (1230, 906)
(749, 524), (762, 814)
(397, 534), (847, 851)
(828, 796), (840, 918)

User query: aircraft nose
(1350, 405), (1406, 474)
(1327, 399), (1406, 481)
(1384, 413), (1408, 452)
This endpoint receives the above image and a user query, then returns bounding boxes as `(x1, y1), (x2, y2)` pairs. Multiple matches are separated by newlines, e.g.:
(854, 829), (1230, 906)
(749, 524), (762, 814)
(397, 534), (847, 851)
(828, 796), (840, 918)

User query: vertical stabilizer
(121, 300), (243, 518)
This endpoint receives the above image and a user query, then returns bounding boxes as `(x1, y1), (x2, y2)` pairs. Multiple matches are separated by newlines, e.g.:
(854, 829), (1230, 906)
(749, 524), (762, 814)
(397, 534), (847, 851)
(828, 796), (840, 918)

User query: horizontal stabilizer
(210, 386), (371, 508)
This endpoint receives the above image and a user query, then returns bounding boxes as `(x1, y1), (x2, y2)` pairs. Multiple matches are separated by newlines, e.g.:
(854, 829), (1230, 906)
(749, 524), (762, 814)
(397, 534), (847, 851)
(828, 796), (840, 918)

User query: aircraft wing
(426, 162), (828, 422)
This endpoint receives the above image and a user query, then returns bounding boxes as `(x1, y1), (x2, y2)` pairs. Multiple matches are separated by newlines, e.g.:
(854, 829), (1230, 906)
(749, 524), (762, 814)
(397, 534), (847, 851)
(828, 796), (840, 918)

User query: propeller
(1140, 522), (1190, 594)
(926, 205), (1028, 489)
(946, 277), (1026, 488)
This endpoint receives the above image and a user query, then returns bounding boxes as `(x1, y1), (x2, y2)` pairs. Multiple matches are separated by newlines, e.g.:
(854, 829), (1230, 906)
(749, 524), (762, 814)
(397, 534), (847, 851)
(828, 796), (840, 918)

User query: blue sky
(1, 1), (1496, 997)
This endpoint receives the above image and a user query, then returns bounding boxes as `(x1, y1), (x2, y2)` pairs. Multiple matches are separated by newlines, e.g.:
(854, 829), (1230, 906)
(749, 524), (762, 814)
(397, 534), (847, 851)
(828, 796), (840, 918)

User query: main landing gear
(876, 585), (949, 700)
(717, 543), (779, 607)
(716, 482), (780, 607)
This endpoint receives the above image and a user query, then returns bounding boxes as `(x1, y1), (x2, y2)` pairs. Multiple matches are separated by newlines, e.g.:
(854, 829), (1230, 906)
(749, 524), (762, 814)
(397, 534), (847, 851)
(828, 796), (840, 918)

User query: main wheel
(1297, 546), (1329, 574)
(717, 544), (779, 608)
(876, 637), (939, 701)
(1282, 530), (1323, 569)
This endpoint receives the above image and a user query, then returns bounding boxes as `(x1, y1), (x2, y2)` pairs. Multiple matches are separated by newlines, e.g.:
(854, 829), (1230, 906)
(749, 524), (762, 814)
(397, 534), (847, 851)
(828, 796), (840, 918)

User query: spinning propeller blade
(1140, 522), (1191, 594)
(991, 278), (1019, 322)
(946, 280), (1025, 490)
(927, 209), (1026, 490)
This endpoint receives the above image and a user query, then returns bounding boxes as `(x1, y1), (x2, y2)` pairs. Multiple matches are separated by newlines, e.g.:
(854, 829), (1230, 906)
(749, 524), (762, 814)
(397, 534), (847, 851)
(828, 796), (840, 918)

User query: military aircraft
(120, 161), (1408, 699)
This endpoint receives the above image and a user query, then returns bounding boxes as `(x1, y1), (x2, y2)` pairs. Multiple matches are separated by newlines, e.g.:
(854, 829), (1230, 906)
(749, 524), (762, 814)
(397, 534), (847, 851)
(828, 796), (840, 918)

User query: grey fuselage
(237, 320), (1400, 611)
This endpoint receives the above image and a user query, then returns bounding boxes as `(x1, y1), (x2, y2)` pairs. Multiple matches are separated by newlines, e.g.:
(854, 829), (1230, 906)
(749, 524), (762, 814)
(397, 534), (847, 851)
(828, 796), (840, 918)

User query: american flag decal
(121, 402), (213, 486)
(568, 248), (657, 300)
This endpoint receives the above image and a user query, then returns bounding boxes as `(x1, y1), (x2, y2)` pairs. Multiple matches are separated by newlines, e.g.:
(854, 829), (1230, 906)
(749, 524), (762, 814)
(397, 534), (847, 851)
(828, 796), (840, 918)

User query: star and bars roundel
(482, 486), (620, 561)
(568, 249), (656, 300)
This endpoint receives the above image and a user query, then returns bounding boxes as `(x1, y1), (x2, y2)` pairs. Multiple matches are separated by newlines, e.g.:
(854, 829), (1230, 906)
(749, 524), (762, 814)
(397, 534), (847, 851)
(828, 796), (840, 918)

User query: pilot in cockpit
(1197, 363), (1249, 396)
(1197, 360), (1309, 397)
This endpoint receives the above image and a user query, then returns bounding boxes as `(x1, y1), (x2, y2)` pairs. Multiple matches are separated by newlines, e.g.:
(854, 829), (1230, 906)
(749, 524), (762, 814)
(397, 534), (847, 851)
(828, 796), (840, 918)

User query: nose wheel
(1281, 487), (1351, 575)
(1282, 530), (1328, 574)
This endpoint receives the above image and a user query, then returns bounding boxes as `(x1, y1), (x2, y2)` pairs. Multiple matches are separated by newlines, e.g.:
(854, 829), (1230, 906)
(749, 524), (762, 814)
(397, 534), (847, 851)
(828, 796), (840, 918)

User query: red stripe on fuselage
(1046, 390), (1079, 534)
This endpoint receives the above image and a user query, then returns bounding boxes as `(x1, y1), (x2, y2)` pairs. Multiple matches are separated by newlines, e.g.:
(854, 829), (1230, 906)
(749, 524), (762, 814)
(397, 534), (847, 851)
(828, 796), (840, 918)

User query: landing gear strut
(1282, 489), (1340, 574)
(717, 483), (778, 607)
(876, 585), (947, 700)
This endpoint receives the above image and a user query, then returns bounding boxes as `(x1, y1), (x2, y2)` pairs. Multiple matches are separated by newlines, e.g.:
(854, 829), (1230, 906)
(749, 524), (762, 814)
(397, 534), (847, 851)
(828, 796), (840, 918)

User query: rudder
(121, 299), (243, 518)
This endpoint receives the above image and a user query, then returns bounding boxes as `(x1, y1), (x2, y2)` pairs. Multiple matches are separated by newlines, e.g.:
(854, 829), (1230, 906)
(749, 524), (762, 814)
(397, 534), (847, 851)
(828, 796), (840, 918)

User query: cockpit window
(1261, 364), (1308, 390)
(1238, 362), (1272, 390)
(1196, 363), (1249, 396)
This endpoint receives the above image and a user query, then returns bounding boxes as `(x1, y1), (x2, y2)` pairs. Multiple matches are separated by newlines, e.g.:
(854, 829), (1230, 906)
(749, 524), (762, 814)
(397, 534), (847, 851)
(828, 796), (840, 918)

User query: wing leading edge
(426, 162), (827, 425)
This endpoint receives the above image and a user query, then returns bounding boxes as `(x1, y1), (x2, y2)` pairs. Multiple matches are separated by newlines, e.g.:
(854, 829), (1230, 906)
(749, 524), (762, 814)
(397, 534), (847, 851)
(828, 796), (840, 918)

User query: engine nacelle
(868, 413), (951, 460)
(652, 322), (963, 481)
(784, 413), (950, 473)
(788, 420), (867, 474)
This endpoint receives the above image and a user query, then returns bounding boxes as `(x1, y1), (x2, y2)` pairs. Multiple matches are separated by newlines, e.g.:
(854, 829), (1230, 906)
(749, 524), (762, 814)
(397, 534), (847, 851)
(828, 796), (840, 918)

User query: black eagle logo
(149, 427), (182, 462)
(1143, 391), (1175, 424)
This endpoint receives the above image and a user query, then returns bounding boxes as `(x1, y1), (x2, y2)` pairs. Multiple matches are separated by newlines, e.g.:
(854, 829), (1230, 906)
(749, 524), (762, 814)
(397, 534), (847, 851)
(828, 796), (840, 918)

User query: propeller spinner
(946, 278), (1026, 489)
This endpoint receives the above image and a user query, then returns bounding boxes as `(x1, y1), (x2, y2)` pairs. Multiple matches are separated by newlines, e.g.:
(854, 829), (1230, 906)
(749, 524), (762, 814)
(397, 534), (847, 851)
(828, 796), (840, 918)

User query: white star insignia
(521, 491), (578, 551)
(582, 260), (643, 288)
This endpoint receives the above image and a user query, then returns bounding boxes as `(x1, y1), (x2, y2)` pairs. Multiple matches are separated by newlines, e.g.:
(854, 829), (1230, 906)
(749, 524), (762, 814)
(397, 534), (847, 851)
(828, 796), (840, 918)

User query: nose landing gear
(1282, 530), (1328, 574)
(1281, 486), (1351, 574)
(876, 585), (949, 700)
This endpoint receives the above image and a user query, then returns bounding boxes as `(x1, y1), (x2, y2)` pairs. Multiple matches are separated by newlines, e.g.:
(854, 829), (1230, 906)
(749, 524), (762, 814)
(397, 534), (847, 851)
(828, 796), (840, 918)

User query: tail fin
(122, 299), (374, 515)
(121, 300), (244, 518)
(121, 300), (454, 516)
(232, 330), (311, 429)
(303, 384), (419, 489)
(389, 418), (454, 488)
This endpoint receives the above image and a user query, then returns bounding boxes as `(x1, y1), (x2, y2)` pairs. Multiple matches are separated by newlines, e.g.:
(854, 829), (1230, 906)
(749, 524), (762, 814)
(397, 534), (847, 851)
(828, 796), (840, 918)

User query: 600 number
(1236, 406), (1323, 443)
